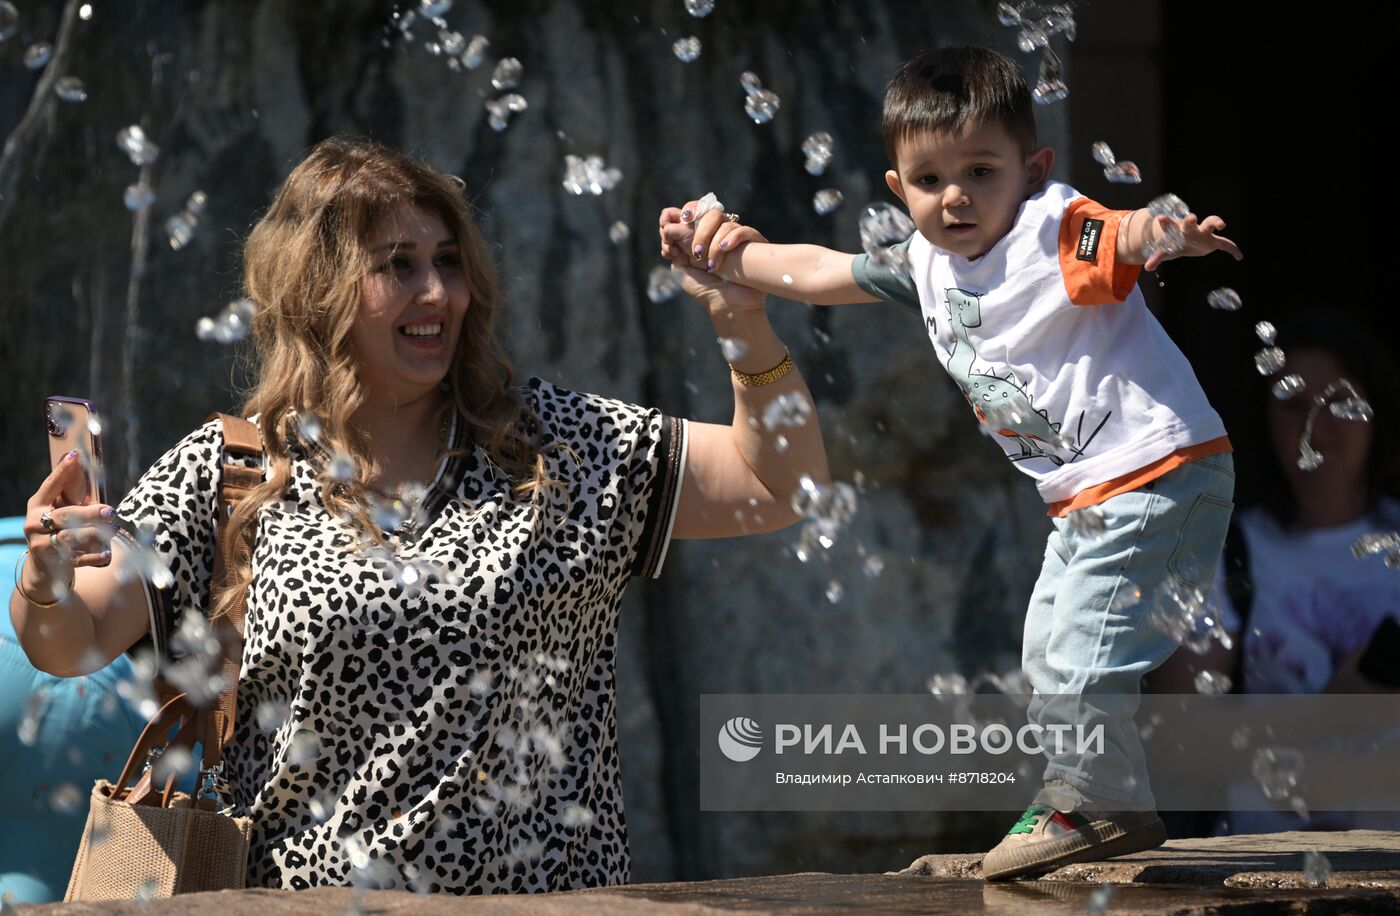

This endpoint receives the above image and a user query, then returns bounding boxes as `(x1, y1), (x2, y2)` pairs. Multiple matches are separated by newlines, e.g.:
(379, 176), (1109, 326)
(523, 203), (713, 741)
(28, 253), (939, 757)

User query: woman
(9, 137), (828, 892)
(1147, 314), (1400, 834)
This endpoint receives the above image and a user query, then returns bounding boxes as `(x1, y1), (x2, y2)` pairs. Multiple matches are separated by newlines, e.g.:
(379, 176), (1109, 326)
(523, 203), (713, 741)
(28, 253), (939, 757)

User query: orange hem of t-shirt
(1046, 437), (1233, 517)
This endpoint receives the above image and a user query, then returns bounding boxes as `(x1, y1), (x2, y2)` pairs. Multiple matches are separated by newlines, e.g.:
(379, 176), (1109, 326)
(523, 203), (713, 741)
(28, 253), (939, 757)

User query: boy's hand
(1142, 212), (1243, 271)
(659, 200), (767, 273)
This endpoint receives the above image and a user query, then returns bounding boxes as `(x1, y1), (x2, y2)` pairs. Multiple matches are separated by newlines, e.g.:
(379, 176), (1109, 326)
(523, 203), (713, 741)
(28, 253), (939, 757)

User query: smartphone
(45, 395), (106, 505)
(1357, 616), (1400, 688)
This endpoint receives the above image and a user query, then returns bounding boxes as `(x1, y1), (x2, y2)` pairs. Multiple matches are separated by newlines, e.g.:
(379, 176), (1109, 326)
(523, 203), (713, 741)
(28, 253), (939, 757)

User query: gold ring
(50, 532), (62, 552)
(723, 212), (741, 223)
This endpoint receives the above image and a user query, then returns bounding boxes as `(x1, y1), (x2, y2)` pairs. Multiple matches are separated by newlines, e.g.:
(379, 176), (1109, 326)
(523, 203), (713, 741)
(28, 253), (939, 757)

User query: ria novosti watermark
(701, 694), (1400, 813)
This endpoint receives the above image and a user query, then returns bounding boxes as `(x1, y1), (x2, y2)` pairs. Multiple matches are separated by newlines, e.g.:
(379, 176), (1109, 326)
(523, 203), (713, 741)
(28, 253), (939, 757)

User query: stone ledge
(25, 831), (1400, 915)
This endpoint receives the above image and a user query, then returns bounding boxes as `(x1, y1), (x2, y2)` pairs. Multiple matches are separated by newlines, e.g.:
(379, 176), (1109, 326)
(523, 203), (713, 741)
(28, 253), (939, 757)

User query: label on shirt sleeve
(1077, 218), (1104, 262)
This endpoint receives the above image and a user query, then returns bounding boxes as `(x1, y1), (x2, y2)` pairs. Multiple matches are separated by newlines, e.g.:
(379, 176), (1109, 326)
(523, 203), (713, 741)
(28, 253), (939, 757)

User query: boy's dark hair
(882, 47), (1037, 166)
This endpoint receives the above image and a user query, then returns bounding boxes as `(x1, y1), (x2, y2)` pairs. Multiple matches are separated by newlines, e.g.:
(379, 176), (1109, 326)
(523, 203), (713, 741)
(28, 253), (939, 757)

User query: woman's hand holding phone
(18, 449), (118, 607)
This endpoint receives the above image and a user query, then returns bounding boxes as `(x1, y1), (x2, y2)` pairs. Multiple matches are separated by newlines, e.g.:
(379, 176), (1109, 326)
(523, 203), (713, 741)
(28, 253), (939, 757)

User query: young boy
(660, 46), (1242, 880)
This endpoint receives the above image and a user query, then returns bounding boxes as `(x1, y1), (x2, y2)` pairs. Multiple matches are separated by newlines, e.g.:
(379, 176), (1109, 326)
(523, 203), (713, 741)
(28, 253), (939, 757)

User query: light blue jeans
(1022, 453), (1234, 812)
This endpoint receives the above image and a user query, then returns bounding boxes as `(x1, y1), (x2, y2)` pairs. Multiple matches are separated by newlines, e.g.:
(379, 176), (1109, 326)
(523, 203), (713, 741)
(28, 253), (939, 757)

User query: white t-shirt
(1215, 501), (1400, 834)
(854, 180), (1227, 505)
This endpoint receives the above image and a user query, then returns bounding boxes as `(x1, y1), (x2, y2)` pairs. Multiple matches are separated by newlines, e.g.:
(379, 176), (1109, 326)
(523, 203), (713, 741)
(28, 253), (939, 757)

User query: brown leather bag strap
(200, 412), (264, 773)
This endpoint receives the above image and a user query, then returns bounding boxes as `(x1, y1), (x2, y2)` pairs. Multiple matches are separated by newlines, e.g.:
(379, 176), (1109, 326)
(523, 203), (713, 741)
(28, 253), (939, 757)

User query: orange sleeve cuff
(1058, 198), (1141, 306)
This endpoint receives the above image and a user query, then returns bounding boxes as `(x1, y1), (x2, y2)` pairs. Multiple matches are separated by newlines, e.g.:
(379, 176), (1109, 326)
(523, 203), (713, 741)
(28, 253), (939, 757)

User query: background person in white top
(657, 47), (1243, 880)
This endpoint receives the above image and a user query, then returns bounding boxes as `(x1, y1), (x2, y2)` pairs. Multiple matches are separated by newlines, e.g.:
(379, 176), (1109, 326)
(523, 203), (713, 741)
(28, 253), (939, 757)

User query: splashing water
(813, 188), (844, 215)
(461, 34), (488, 69)
(762, 392), (813, 430)
(1271, 373), (1304, 400)
(485, 93), (527, 132)
(1147, 579), (1232, 653)
(1254, 321), (1277, 345)
(116, 124), (159, 166)
(739, 71), (780, 123)
(1065, 505), (1107, 539)
(717, 337), (747, 362)
(1253, 347), (1285, 376)
(1303, 850), (1333, 887)
(1149, 192), (1190, 221)
(802, 132), (834, 175)
(0, 3), (18, 42)
(1032, 49), (1067, 104)
(608, 221), (629, 244)
(491, 57), (522, 90)
(1207, 287), (1242, 311)
(196, 296), (257, 344)
(23, 41), (52, 69)
(859, 203), (916, 272)
(55, 76), (87, 102)
(561, 155), (621, 195)
(685, 0), (715, 17)
(1251, 745), (1304, 801)
(672, 36), (701, 62)
(1193, 669), (1233, 694)
(645, 265), (680, 303)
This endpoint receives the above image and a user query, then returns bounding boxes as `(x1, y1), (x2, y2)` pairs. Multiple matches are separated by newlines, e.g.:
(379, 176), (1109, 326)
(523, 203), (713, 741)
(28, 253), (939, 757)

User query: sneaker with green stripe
(981, 794), (1166, 881)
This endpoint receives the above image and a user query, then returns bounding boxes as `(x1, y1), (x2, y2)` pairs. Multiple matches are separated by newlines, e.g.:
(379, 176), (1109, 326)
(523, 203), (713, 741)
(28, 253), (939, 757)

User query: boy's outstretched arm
(1116, 208), (1243, 271)
(659, 202), (880, 306)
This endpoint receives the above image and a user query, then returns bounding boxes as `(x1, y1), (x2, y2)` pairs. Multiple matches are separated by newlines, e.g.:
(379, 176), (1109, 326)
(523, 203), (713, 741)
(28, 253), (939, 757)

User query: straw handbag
(65, 413), (263, 901)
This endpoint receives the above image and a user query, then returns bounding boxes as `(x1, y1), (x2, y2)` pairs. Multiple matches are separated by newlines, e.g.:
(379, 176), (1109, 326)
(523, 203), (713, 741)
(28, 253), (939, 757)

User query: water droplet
(78, 3), (93, 20)
(134, 877), (159, 901)
(344, 834), (371, 869)
(825, 580), (844, 604)
(1108, 583), (1143, 612)
(672, 36), (701, 62)
(717, 336), (747, 362)
(326, 452), (356, 482)
(996, 2), (1021, 27)
(1353, 531), (1400, 559)
(165, 212), (195, 250)
(863, 554), (884, 578)
(462, 34), (488, 69)
(802, 131), (834, 175)
(23, 41), (52, 70)
(116, 124), (159, 166)
(438, 29), (465, 56)
(927, 673), (969, 695)
(1032, 49), (1067, 105)
(561, 154), (622, 195)
(813, 188), (844, 215)
(1253, 347), (1285, 376)
(491, 57), (522, 90)
(1329, 397), (1373, 422)
(1086, 883), (1115, 915)
(123, 182), (154, 211)
(485, 93), (526, 132)
(762, 391), (813, 430)
(152, 745), (196, 783)
(1303, 850), (1332, 887)
(255, 698), (291, 731)
(781, 273), (793, 284)
(1148, 192), (1190, 221)
(1207, 287), (1242, 311)
(54, 76), (87, 102)
(1297, 439), (1323, 471)
(1193, 669), (1233, 694)
(1104, 161), (1141, 184)
(685, 0), (715, 17)
(1018, 25), (1049, 53)
(1091, 141), (1115, 166)
(1270, 374), (1303, 400)
(0, 2), (18, 42)
(1250, 745), (1304, 801)
(419, 0), (453, 16)
(1254, 320), (1277, 344)
(744, 89), (780, 123)
(608, 221), (629, 244)
(859, 203), (916, 271)
(646, 265), (681, 303)
(1066, 505), (1107, 538)
(288, 728), (321, 766)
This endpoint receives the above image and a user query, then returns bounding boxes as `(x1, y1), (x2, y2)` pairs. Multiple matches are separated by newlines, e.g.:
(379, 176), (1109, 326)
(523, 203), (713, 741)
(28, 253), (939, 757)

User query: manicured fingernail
(681, 209), (693, 220)
(100, 506), (114, 519)
(101, 550), (112, 561)
(693, 246), (703, 256)
(719, 240), (730, 249)
(67, 449), (78, 460)
(707, 259), (715, 270)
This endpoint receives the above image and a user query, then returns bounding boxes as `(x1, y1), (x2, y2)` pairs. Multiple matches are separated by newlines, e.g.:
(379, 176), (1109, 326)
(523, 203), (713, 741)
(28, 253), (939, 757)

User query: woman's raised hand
(19, 451), (117, 603)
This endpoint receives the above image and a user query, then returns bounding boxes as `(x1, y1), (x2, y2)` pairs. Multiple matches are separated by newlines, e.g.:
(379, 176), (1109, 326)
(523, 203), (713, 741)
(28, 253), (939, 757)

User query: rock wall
(0, 0), (1073, 881)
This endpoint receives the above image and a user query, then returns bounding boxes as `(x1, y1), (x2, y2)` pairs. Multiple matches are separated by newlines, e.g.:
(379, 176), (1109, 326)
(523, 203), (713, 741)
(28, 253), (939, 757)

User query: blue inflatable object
(0, 515), (145, 903)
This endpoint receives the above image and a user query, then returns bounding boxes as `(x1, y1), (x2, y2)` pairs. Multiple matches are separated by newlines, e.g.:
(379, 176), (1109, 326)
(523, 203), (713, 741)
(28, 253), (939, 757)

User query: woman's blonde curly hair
(212, 136), (559, 620)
